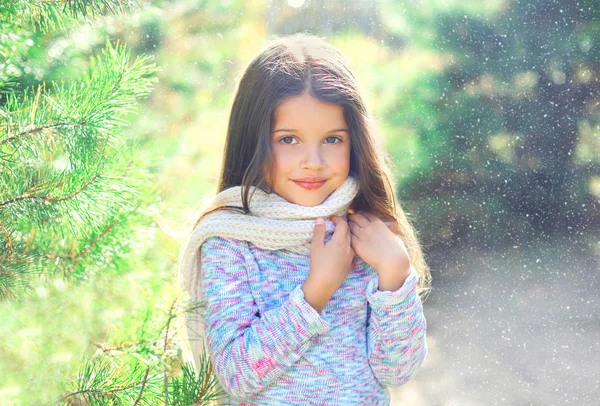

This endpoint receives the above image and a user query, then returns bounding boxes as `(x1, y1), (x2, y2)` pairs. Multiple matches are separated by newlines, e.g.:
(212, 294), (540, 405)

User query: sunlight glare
(287, 0), (305, 8)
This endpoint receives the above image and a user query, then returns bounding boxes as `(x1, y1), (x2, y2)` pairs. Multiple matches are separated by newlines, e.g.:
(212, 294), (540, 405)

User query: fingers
(331, 217), (355, 258)
(332, 216), (357, 262)
(331, 216), (350, 241)
(347, 221), (361, 240)
(346, 222), (351, 246)
(312, 217), (325, 247)
(360, 212), (380, 222)
(348, 211), (370, 227)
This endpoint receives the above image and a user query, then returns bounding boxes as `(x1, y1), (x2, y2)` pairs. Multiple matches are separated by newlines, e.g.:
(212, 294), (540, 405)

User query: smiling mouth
(292, 179), (327, 190)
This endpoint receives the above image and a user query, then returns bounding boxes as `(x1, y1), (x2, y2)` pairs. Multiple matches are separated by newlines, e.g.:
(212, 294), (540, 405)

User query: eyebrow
(272, 128), (349, 134)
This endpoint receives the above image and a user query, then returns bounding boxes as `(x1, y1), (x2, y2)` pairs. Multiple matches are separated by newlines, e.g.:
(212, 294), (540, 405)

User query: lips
(293, 177), (327, 183)
(292, 180), (327, 190)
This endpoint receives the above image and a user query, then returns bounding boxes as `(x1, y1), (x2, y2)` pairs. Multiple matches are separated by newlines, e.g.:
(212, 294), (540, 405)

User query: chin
(302, 200), (324, 207)
(277, 183), (335, 206)
(289, 195), (327, 207)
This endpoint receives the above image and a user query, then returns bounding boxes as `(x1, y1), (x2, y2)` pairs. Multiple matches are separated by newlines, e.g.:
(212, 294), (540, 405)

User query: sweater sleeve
(199, 236), (331, 401)
(365, 264), (428, 388)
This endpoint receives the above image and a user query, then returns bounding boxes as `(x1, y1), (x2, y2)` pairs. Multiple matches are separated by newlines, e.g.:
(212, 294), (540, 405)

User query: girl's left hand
(347, 211), (411, 274)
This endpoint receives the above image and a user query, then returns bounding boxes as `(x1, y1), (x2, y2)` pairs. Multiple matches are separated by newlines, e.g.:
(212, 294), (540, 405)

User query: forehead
(273, 93), (346, 126)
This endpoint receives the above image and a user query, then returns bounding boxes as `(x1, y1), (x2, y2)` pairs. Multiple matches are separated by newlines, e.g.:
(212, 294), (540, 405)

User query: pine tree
(0, 0), (158, 300)
(1, 1), (224, 404)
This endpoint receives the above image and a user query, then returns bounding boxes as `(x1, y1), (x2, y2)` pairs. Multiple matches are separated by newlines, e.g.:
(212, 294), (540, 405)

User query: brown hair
(193, 33), (431, 299)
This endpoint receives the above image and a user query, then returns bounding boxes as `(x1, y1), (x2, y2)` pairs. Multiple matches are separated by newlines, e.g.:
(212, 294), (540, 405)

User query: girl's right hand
(307, 216), (356, 299)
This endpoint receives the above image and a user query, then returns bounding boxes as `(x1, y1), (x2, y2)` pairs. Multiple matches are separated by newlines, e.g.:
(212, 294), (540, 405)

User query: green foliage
(169, 358), (229, 406)
(378, 0), (600, 247)
(50, 298), (224, 405)
(58, 355), (164, 405)
(1, 1), (244, 403)
(0, 38), (160, 298)
(0, 0), (139, 33)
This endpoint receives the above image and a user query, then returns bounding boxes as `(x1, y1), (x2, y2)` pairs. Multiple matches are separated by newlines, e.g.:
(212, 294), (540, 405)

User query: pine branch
(49, 299), (220, 405)
(0, 0), (140, 34)
(0, 219), (14, 255)
(0, 120), (88, 147)
(49, 356), (162, 406)
(44, 296), (232, 405)
(0, 171), (100, 209)
(41, 206), (123, 276)
(167, 301), (229, 405)
(1, 39), (160, 149)
(162, 300), (177, 406)
(132, 366), (151, 406)
(0, 38), (160, 297)
(92, 340), (138, 353)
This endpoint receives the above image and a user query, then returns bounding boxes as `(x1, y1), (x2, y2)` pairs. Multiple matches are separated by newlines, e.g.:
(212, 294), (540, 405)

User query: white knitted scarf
(177, 174), (360, 374)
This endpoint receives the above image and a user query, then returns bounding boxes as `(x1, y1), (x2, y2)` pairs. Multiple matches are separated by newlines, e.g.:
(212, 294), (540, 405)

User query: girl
(178, 33), (432, 406)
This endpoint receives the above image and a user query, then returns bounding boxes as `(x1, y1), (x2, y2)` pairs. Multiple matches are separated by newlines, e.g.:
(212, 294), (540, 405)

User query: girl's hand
(347, 211), (411, 274)
(307, 216), (356, 299)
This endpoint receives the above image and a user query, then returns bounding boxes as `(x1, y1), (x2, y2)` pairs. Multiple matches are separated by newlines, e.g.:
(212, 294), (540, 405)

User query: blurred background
(1, 0), (599, 404)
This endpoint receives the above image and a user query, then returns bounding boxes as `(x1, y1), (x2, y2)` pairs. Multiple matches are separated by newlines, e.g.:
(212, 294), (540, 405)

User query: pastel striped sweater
(199, 233), (428, 405)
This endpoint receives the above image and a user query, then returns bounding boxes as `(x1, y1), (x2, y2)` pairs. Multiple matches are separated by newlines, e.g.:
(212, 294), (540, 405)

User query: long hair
(193, 32), (432, 298)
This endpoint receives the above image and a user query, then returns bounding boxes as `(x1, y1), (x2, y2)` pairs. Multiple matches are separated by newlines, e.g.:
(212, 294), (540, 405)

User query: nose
(301, 144), (325, 169)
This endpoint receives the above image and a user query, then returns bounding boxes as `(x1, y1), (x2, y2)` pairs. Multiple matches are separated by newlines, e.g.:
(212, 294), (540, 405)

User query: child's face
(267, 92), (351, 207)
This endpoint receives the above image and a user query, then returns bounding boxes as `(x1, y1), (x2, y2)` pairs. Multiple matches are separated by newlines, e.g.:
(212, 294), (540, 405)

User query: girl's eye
(326, 136), (343, 144)
(279, 136), (296, 145)
(279, 136), (342, 145)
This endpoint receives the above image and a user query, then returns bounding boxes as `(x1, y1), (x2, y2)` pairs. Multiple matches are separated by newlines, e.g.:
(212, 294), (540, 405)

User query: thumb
(312, 217), (326, 244)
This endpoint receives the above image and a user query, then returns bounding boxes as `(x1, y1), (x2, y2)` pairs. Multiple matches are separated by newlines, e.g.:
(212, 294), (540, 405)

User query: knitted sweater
(199, 234), (428, 405)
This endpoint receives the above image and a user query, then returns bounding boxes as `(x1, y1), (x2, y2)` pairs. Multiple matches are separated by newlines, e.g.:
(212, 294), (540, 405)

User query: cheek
(268, 153), (289, 184)
(330, 146), (351, 168)
(271, 148), (294, 170)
